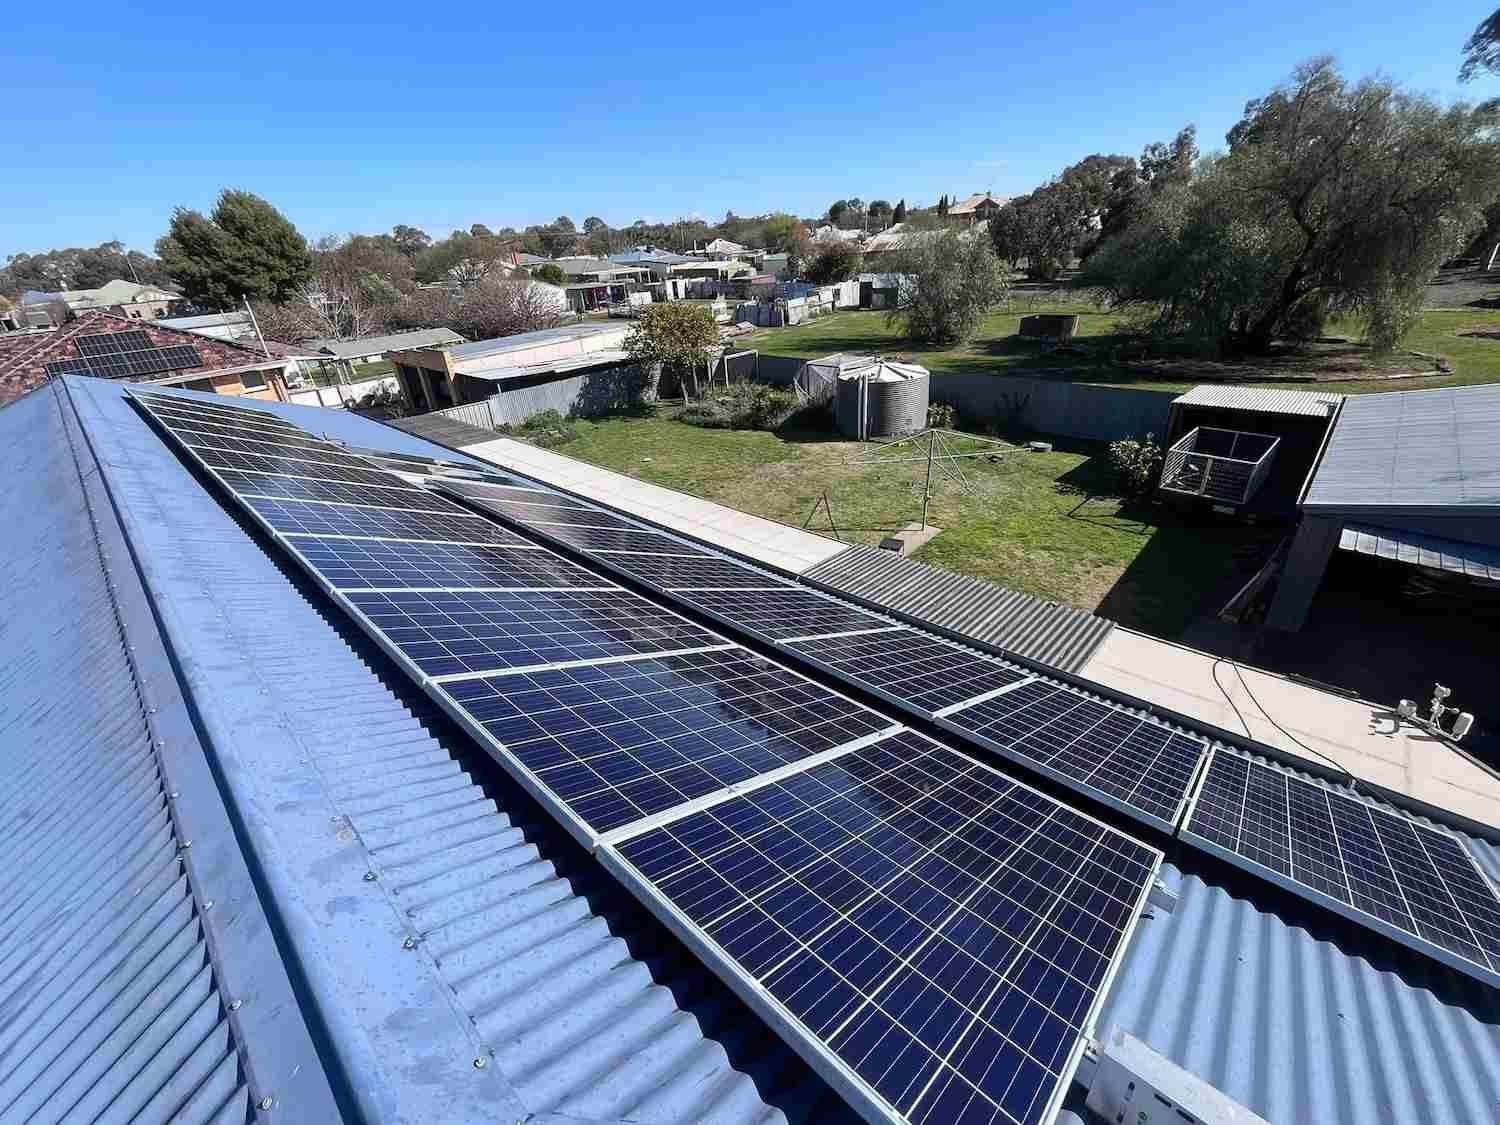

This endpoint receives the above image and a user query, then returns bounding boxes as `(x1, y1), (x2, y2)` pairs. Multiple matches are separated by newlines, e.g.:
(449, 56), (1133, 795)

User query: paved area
(462, 436), (847, 574)
(1081, 627), (1500, 833)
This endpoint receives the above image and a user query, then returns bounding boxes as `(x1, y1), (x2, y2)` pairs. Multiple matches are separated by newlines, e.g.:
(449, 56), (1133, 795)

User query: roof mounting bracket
(1147, 877), (1179, 916)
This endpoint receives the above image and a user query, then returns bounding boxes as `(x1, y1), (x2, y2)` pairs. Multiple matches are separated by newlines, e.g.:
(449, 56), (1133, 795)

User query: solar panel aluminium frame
(132, 390), (1170, 1125)
(127, 388), (907, 851)
(438, 481), (1210, 835)
(597, 734), (1166, 1125)
(1178, 745), (1500, 989)
(932, 696), (1206, 837)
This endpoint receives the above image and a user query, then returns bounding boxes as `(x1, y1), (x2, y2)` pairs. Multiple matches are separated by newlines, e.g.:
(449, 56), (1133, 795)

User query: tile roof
(0, 310), (287, 405)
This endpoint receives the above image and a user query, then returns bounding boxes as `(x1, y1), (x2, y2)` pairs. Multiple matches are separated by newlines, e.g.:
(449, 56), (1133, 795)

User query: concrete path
(463, 437), (847, 574)
(1082, 627), (1500, 832)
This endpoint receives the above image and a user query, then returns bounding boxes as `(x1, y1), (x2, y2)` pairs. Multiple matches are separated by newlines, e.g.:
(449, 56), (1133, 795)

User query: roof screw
(257, 1095), (274, 1111)
(169, 791), (179, 799)
(204, 900), (214, 909)
(402, 936), (418, 950)
(363, 871), (378, 882)
(178, 840), (192, 850)
(229, 998), (243, 1010)
(472, 1056), (487, 1069)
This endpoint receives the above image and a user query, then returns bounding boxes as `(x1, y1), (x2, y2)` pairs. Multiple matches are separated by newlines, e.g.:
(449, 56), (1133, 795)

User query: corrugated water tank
(834, 359), (930, 439)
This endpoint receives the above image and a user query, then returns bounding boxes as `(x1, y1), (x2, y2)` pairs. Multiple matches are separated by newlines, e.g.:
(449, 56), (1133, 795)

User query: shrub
(500, 409), (578, 448)
(927, 401), (957, 429)
(1108, 434), (1163, 496)
(678, 384), (798, 431)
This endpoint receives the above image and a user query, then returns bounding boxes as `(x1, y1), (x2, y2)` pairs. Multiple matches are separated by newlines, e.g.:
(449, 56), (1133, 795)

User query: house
(609, 246), (695, 280)
(947, 191), (1008, 223)
(22, 277), (184, 320)
(670, 258), (747, 281)
(811, 224), (862, 244)
(387, 320), (633, 410)
(9, 375), (1500, 1125)
(0, 309), (302, 405)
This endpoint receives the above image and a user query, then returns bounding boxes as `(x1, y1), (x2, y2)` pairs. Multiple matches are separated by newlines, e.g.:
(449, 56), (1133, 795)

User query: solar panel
(532, 524), (707, 555)
(44, 357), (94, 378)
(604, 730), (1162, 1125)
(130, 388), (1169, 1125)
(441, 648), (898, 835)
(169, 425), (381, 469)
(193, 445), (406, 488)
(281, 534), (604, 591)
(573, 552), (783, 590)
(219, 470), (451, 512)
(244, 496), (530, 545)
(1182, 747), (1500, 987)
(137, 399), (305, 437)
(76, 330), (153, 355)
(84, 345), (204, 378)
(939, 681), (1204, 831)
(135, 391), (301, 424)
(787, 629), (1032, 711)
(431, 472), (1210, 832)
(348, 591), (729, 678)
(675, 587), (900, 641)
(438, 481), (650, 530)
(346, 587), (727, 678)
(163, 419), (353, 455)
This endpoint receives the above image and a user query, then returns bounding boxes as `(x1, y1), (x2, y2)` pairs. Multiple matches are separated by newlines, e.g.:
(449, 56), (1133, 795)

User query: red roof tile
(0, 311), (288, 405)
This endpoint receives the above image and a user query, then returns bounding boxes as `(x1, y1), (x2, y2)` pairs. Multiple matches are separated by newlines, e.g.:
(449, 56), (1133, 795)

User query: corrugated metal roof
(801, 544), (1114, 674)
(44, 376), (844, 1125)
(1339, 522), (1500, 580)
(1305, 384), (1500, 511)
(465, 348), (635, 382)
(390, 409), (496, 448)
(27, 377), (1500, 1125)
(307, 328), (465, 357)
(1173, 384), (1344, 418)
(0, 385), (340, 1124)
(445, 321), (625, 360)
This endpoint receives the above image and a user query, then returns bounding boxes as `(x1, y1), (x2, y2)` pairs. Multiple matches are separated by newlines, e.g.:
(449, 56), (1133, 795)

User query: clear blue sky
(2, 2), (1493, 259)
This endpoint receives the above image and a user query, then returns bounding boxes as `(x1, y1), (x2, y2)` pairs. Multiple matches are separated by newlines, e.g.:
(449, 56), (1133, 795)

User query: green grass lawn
(743, 304), (1500, 394)
(561, 413), (1267, 639)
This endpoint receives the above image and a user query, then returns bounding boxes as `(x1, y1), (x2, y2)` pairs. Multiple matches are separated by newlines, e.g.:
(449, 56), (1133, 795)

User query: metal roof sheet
(1173, 384), (1344, 418)
(1305, 384), (1500, 511)
(39, 376), (840, 1125)
(445, 321), (625, 360)
(801, 544), (1114, 674)
(23, 377), (1500, 1125)
(1338, 522), (1500, 580)
(308, 328), (465, 357)
(0, 384), (340, 1123)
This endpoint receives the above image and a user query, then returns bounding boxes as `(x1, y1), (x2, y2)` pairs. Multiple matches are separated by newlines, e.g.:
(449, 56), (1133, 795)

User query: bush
(1108, 434), (1163, 496)
(927, 401), (957, 429)
(499, 409), (578, 448)
(678, 384), (798, 431)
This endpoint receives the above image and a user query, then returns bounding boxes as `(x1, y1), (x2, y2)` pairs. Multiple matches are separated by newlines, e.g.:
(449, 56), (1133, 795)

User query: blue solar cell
(244, 495), (530, 545)
(283, 534), (603, 590)
(939, 681), (1202, 828)
(193, 444), (402, 487)
(1183, 748), (1500, 986)
(786, 628), (1029, 709)
(346, 587), (724, 677)
(678, 588), (894, 641)
(442, 649), (893, 834)
(612, 732), (1161, 1125)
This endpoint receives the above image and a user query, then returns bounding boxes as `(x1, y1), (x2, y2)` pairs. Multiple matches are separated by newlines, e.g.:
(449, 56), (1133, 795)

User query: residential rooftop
(8, 377), (1500, 1125)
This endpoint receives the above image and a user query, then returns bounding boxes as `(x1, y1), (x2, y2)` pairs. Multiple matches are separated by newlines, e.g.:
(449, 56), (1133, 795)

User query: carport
(1266, 383), (1500, 630)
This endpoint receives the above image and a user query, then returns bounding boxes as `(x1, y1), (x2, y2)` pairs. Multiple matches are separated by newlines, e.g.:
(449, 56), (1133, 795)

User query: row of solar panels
(129, 389), (1166, 1125)
(426, 453), (1500, 994)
